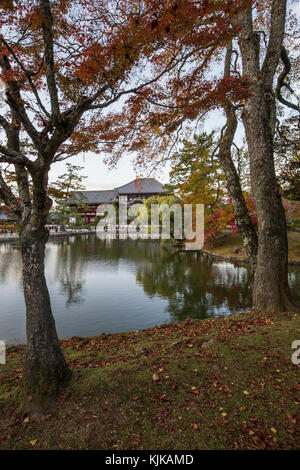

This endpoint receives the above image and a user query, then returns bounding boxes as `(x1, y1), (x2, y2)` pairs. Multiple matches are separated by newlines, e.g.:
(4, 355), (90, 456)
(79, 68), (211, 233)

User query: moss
(0, 311), (299, 450)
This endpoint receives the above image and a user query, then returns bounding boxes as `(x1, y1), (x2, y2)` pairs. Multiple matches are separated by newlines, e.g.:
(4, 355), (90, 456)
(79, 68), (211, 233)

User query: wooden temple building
(71, 177), (166, 224)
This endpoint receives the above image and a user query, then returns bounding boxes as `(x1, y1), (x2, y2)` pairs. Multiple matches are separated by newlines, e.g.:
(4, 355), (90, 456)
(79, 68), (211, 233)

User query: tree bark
(241, 89), (295, 312)
(21, 224), (71, 397)
(238, 2), (296, 312)
(218, 101), (258, 275)
(218, 148), (258, 275)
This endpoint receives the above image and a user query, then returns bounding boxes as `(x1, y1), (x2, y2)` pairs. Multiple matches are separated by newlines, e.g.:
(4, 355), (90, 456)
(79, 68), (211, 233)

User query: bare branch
(39, 0), (61, 122)
(86, 48), (200, 111)
(261, 0), (287, 87)
(275, 46), (300, 113)
(0, 170), (21, 219)
(0, 115), (10, 133)
(14, 163), (32, 224)
(0, 145), (34, 168)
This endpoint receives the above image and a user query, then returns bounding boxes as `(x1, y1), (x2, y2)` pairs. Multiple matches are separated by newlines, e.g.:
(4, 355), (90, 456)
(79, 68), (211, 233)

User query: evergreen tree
(49, 163), (90, 230)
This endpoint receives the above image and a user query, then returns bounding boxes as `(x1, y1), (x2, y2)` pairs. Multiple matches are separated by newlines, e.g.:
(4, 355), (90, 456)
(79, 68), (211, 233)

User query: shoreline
(200, 248), (300, 266)
(0, 229), (96, 243)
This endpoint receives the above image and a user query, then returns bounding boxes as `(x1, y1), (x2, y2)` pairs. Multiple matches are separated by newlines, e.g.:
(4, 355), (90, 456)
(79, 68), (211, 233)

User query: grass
(205, 231), (300, 262)
(0, 311), (299, 450)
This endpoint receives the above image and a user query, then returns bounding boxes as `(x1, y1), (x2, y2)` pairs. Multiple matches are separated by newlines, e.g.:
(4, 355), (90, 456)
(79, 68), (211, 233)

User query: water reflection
(0, 235), (299, 344)
(136, 250), (252, 321)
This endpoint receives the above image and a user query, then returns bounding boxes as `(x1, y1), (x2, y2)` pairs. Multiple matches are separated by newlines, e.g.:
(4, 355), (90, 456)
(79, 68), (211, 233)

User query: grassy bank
(0, 311), (299, 450)
(204, 231), (300, 263)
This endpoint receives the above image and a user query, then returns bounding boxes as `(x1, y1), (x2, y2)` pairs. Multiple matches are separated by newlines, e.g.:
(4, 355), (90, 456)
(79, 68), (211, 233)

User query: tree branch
(0, 52), (42, 150)
(0, 36), (49, 118)
(0, 145), (34, 168)
(275, 46), (300, 113)
(0, 170), (21, 219)
(261, 0), (287, 87)
(217, 43), (258, 272)
(39, 0), (61, 122)
(0, 115), (9, 133)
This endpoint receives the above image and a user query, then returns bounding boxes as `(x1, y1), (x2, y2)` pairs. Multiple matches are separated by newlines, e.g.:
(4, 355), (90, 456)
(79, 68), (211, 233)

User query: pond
(0, 234), (299, 344)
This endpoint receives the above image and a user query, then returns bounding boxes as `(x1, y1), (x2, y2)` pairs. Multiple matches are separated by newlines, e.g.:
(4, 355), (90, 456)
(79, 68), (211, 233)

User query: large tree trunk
(242, 90), (295, 312)
(21, 225), (71, 397)
(218, 103), (258, 275)
(237, 1), (296, 313)
(219, 150), (258, 275)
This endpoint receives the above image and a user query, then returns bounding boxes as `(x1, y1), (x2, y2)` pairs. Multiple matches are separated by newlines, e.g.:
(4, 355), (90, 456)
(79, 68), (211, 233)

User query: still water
(0, 235), (299, 344)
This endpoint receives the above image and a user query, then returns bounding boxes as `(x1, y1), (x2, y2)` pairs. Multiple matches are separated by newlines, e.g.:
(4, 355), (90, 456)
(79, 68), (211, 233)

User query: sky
(49, 148), (156, 191)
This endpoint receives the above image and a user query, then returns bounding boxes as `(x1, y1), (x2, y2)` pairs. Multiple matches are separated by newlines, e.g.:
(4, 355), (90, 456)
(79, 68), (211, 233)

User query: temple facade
(71, 177), (166, 224)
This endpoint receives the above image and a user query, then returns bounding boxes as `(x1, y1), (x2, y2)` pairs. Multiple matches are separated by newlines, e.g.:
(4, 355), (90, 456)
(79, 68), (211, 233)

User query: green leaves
(49, 163), (90, 230)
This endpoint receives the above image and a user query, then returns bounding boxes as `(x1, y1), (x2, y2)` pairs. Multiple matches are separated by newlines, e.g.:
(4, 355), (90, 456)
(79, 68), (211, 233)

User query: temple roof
(72, 178), (166, 204)
(116, 178), (165, 194)
(71, 190), (117, 204)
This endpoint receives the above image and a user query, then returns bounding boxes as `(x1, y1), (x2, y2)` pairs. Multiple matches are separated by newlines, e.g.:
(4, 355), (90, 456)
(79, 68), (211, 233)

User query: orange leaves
(0, 0), (14, 11)
(0, 69), (15, 83)
(74, 43), (107, 82)
(0, 0), (262, 174)
(0, 46), (9, 59)
(67, 1), (255, 164)
(214, 76), (254, 106)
